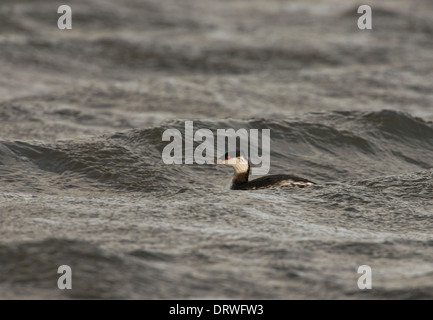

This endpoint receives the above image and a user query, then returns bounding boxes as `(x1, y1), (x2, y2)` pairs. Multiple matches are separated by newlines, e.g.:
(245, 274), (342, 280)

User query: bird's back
(231, 174), (315, 190)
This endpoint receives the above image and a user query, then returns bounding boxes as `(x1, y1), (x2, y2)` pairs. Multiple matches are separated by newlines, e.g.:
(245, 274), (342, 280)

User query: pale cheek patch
(233, 163), (249, 174)
(227, 157), (237, 165)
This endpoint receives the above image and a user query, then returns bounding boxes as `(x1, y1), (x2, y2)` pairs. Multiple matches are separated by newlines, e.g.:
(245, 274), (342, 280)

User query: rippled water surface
(1, 0), (433, 299)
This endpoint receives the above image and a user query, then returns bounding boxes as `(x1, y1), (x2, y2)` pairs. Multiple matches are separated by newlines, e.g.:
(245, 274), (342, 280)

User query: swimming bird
(216, 151), (315, 190)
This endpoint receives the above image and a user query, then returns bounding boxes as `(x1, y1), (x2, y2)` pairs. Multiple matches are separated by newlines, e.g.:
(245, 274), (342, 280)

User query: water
(1, 0), (433, 299)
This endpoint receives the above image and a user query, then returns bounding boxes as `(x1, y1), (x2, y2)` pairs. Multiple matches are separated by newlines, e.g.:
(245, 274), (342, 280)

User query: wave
(1, 110), (432, 192)
(1, 235), (433, 299)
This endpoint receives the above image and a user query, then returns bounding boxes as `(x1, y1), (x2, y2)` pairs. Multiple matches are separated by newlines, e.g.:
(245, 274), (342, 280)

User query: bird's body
(230, 174), (315, 190)
(217, 152), (315, 190)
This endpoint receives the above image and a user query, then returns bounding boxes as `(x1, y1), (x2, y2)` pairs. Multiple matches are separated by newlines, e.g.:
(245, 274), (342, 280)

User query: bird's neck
(231, 162), (250, 185)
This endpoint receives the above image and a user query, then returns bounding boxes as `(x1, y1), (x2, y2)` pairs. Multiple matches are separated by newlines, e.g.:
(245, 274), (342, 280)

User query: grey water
(1, 0), (433, 299)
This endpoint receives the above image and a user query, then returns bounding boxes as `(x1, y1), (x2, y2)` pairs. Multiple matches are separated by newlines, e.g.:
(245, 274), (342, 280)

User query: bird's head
(216, 151), (249, 174)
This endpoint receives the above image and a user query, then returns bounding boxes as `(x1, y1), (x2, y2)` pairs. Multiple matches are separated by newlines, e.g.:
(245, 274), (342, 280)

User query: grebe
(216, 151), (315, 190)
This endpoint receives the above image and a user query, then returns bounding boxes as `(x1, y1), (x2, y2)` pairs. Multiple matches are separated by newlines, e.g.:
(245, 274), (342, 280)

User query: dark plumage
(216, 152), (315, 190)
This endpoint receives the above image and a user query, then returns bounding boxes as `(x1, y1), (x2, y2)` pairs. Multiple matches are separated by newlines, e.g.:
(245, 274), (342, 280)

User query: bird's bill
(216, 158), (226, 164)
